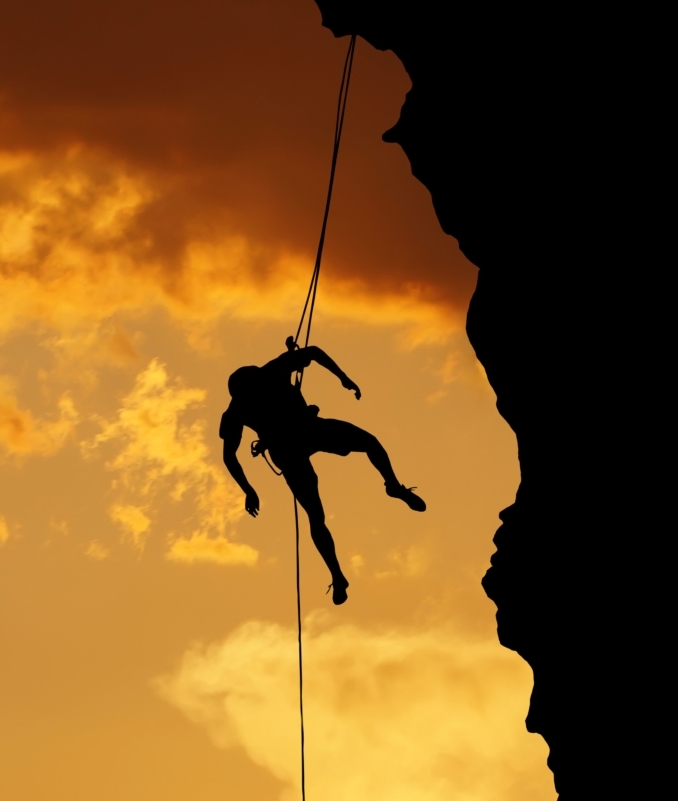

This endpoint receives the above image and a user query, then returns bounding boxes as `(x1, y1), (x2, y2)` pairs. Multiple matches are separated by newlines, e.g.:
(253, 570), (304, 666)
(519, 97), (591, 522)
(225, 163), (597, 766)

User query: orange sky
(1, 3), (555, 799)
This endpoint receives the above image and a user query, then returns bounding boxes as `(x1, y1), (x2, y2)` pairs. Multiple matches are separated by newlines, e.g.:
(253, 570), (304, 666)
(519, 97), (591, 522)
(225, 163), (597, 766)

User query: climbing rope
(291, 34), (356, 801)
(294, 33), (357, 362)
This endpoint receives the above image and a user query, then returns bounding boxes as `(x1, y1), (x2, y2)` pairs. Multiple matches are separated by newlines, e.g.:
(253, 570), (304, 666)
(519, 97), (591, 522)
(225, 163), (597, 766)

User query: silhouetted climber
(220, 343), (426, 605)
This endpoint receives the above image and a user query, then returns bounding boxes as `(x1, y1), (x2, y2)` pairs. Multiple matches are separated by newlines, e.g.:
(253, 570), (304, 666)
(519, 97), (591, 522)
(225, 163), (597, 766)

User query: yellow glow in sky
(0, 4), (555, 798)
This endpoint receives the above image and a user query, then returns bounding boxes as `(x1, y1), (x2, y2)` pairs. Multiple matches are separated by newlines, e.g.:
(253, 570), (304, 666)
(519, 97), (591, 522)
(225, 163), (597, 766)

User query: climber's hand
(341, 375), (361, 400)
(245, 488), (260, 518)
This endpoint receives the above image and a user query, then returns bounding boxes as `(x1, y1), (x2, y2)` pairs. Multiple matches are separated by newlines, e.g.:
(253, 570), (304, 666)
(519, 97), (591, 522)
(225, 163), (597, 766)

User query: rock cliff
(315, 2), (669, 798)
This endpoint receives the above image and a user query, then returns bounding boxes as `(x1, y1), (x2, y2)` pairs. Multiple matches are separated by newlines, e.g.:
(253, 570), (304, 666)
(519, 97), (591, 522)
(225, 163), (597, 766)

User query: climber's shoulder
(262, 348), (312, 377)
(219, 400), (243, 439)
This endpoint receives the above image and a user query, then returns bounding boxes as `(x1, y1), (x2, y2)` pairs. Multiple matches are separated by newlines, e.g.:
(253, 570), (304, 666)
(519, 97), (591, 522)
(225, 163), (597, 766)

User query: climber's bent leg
(312, 419), (426, 512)
(312, 419), (397, 482)
(275, 452), (349, 605)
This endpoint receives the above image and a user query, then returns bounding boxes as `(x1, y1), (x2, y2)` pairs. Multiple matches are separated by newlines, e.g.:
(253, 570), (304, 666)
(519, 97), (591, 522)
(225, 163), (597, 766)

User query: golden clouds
(0, 376), (77, 456)
(109, 503), (151, 550)
(85, 359), (253, 561)
(0, 11), (536, 798)
(155, 618), (554, 801)
(0, 148), (460, 350)
(87, 359), (210, 487)
(166, 532), (258, 567)
(0, 148), (155, 336)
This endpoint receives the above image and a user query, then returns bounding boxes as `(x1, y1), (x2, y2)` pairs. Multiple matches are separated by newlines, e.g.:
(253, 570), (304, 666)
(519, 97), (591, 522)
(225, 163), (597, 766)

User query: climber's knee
(361, 431), (381, 454)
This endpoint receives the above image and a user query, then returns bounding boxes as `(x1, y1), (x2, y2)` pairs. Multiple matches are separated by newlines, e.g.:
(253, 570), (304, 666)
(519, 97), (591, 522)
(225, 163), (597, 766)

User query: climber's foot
(385, 482), (426, 512)
(327, 576), (349, 605)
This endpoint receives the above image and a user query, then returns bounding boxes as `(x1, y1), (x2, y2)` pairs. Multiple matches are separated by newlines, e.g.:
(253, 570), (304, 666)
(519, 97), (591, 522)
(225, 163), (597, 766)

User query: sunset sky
(1, 2), (555, 799)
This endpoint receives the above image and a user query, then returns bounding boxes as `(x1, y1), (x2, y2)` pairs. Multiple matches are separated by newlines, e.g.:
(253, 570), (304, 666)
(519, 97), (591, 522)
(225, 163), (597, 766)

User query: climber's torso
(220, 350), (317, 447)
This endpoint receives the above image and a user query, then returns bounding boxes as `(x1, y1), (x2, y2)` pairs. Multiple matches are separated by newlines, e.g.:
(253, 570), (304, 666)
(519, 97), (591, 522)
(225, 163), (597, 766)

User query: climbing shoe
(327, 577), (349, 605)
(385, 483), (426, 512)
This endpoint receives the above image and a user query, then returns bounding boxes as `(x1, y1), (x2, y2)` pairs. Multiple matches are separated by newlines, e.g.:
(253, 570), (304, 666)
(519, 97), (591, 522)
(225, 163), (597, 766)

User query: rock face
(315, 2), (669, 798)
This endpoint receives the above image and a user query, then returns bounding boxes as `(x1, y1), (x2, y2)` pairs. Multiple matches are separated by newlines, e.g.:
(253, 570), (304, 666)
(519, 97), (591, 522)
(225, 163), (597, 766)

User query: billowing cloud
(0, 0), (476, 363)
(1, 0), (477, 311)
(0, 148), (460, 354)
(0, 375), (77, 456)
(0, 148), (155, 336)
(84, 359), (253, 559)
(155, 617), (554, 801)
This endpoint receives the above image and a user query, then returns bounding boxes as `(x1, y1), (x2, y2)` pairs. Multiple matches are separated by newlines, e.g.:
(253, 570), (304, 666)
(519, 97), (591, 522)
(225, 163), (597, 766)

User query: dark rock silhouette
(315, 2), (668, 797)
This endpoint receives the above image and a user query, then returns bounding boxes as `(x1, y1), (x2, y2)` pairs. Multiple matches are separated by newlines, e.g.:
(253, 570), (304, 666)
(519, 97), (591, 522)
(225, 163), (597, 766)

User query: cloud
(437, 352), (461, 385)
(0, 376), (78, 456)
(155, 618), (554, 801)
(0, 516), (9, 545)
(0, 148), (154, 335)
(0, 147), (462, 354)
(166, 532), (258, 567)
(44, 325), (141, 386)
(84, 359), (252, 559)
(350, 553), (365, 575)
(85, 540), (110, 560)
(1, 1), (481, 394)
(426, 347), (496, 403)
(85, 359), (210, 483)
(108, 503), (151, 550)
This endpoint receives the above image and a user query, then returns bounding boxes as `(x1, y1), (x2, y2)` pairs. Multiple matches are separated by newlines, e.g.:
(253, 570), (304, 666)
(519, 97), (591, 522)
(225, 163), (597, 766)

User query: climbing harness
(250, 439), (282, 476)
(250, 34), (357, 801)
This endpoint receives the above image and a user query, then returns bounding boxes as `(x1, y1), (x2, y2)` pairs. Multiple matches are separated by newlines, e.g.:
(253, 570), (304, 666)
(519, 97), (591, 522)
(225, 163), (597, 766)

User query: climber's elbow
(307, 345), (327, 363)
(296, 345), (322, 368)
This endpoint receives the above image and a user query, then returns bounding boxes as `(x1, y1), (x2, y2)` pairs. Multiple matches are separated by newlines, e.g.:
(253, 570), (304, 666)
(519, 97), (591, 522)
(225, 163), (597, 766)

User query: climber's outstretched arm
(303, 346), (361, 399)
(221, 411), (260, 517)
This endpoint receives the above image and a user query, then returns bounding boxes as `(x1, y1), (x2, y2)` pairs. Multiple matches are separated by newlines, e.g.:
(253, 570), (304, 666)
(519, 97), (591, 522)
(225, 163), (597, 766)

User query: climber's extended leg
(275, 452), (349, 605)
(312, 419), (426, 512)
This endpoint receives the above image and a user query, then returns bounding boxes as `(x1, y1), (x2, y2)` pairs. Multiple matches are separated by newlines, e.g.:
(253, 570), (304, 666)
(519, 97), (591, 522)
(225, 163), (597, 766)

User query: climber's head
(228, 365), (261, 398)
